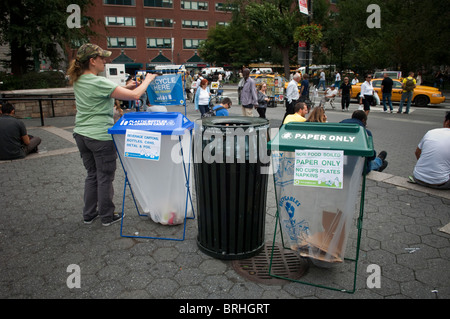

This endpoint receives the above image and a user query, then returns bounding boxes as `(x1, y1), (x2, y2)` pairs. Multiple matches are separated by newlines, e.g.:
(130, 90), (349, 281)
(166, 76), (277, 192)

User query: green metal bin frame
(267, 122), (374, 293)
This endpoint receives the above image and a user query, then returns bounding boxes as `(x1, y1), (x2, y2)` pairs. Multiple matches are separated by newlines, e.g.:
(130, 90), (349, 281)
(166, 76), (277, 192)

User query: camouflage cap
(76, 43), (111, 62)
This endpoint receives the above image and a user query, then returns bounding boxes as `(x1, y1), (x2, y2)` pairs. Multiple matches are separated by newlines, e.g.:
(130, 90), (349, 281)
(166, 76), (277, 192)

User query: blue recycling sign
(147, 73), (185, 106)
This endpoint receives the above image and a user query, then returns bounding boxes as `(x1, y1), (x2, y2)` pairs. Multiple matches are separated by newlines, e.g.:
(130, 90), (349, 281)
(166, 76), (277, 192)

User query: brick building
(79, 0), (234, 73)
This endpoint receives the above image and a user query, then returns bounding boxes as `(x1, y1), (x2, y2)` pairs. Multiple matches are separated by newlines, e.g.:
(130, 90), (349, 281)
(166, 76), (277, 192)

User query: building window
(104, 0), (135, 5)
(182, 20), (208, 29)
(215, 3), (234, 12)
(183, 39), (203, 49)
(181, 1), (208, 11)
(145, 18), (174, 28)
(107, 37), (136, 48)
(147, 38), (172, 49)
(143, 0), (173, 8)
(216, 21), (230, 26)
(105, 16), (136, 27)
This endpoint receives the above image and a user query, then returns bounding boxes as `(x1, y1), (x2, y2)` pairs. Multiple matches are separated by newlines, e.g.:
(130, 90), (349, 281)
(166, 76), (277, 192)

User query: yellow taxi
(351, 78), (446, 107)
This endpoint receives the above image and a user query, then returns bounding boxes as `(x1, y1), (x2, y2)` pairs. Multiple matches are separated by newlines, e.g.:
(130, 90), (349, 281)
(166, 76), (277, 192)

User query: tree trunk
(281, 46), (290, 79)
(10, 40), (29, 76)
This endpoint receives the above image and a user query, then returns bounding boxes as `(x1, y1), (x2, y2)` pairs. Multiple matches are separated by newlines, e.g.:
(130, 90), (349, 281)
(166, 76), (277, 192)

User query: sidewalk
(0, 113), (449, 301)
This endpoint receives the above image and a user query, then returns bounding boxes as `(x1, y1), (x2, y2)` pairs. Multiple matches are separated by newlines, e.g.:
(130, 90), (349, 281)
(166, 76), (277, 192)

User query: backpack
(201, 106), (225, 118)
(403, 77), (415, 92)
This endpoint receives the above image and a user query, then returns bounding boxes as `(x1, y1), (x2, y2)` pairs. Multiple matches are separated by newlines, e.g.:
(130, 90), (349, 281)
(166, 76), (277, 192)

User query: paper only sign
(294, 150), (344, 189)
(124, 129), (161, 161)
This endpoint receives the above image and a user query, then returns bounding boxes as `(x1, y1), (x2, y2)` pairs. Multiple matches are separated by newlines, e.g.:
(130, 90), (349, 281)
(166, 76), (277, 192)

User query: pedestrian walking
(397, 72), (416, 114)
(194, 79), (211, 117)
(381, 72), (394, 113)
(317, 69), (326, 90)
(283, 73), (301, 123)
(256, 82), (269, 119)
(185, 70), (193, 102)
(67, 43), (157, 226)
(334, 71), (341, 88)
(359, 74), (374, 117)
(240, 68), (258, 117)
(339, 77), (352, 112)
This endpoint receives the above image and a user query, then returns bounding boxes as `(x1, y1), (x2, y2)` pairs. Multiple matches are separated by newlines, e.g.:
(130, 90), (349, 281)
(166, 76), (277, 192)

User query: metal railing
(0, 95), (75, 126)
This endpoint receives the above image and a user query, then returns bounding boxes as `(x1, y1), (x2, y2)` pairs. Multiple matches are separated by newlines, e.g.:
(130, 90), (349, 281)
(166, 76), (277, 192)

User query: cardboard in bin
(108, 112), (194, 225)
(295, 209), (346, 264)
(269, 122), (373, 265)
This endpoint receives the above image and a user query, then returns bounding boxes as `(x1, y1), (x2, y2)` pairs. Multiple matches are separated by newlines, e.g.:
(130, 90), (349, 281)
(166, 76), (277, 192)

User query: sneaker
(84, 213), (99, 225)
(403, 112), (409, 114)
(102, 213), (124, 227)
(378, 160), (388, 173)
(397, 110), (402, 113)
(377, 151), (387, 161)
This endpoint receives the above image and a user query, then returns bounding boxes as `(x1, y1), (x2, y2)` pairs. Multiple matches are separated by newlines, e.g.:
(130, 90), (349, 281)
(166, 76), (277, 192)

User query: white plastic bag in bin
(109, 112), (194, 225)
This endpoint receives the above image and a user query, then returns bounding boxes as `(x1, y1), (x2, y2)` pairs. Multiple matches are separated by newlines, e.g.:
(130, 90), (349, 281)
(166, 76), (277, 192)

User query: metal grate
(231, 242), (309, 285)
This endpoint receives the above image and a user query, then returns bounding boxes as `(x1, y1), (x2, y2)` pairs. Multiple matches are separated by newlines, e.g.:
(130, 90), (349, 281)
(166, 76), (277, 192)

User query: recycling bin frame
(109, 112), (195, 241)
(267, 122), (374, 293)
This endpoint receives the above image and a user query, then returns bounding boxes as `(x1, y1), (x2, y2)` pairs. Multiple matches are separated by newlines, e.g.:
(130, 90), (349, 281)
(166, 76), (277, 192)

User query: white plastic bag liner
(109, 112), (194, 225)
(273, 151), (365, 264)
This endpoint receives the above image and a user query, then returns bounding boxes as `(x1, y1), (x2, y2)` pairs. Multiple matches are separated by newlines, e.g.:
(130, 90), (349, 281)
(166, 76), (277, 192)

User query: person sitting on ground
(306, 106), (327, 123)
(283, 102), (309, 124)
(0, 103), (42, 160)
(340, 110), (388, 172)
(410, 111), (450, 189)
(212, 97), (232, 116)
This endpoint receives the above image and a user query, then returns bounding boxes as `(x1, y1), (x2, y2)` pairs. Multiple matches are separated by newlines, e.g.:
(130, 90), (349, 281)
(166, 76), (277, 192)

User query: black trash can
(193, 117), (270, 260)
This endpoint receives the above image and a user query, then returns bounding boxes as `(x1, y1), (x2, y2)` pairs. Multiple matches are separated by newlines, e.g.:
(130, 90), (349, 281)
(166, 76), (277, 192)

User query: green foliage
(321, 0), (450, 73)
(0, 71), (67, 90)
(0, 0), (96, 75)
(294, 24), (323, 45)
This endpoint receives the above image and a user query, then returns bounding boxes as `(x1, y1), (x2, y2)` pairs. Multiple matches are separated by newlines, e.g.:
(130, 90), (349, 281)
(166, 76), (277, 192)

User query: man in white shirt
(320, 85), (338, 109)
(412, 112), (450, 189)
(282, 73), (301, 123)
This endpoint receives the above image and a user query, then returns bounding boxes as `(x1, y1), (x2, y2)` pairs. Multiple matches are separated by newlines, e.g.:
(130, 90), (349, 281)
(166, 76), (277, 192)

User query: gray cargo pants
(74, 133), (117, 223)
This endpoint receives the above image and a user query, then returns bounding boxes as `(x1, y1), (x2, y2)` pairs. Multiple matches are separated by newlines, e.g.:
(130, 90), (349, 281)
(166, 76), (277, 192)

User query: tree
(0, 0), (96, 75)
(326, 0), (450, 75)
(244, 0), (306, 77)
(198, 21), (263, 68)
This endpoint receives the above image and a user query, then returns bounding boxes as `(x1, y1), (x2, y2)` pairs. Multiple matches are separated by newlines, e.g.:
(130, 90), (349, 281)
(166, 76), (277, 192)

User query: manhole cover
(231, 242), (309, 285)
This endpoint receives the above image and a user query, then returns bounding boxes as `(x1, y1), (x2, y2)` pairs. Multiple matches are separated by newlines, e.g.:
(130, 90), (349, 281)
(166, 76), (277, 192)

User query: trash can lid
(200, 116), (269, 128)
(108, 112), (194, 135)
(268, 122), (374, 157)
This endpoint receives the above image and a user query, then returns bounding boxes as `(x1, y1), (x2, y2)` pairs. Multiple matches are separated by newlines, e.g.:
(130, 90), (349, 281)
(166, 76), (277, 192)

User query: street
(175, 84), (450, 180)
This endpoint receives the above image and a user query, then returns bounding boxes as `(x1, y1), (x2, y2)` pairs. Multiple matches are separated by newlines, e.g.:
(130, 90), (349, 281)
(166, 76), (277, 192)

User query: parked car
(351, 78), (446, 107)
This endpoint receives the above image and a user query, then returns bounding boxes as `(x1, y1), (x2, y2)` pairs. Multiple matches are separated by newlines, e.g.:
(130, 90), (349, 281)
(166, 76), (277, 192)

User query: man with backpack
(397, 72), (416, 114)
(202, 97), (232, 117)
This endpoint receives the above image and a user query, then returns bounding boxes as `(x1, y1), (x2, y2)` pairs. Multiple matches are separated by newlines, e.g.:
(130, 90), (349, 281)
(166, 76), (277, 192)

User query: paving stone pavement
(1, 93), (449, 304)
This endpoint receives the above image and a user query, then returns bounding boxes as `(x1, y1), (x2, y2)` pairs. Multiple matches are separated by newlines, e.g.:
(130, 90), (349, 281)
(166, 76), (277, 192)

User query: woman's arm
(110, 73), (157, 100)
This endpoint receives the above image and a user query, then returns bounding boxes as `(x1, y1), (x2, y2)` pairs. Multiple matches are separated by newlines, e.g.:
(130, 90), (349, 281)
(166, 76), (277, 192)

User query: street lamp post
(306, 0), (313, 75)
